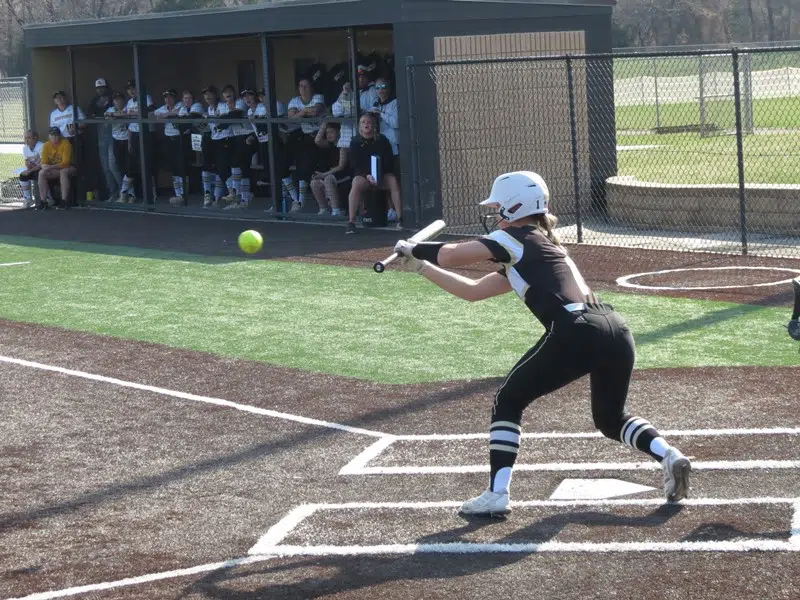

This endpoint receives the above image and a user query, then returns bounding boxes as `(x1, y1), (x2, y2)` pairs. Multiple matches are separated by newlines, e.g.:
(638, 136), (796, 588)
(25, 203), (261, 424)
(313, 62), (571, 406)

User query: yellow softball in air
(238, 230), (263, 255)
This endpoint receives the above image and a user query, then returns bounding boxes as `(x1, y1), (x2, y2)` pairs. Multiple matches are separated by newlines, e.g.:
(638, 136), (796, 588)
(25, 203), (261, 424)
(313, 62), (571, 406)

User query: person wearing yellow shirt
(38, 127), (77, 209)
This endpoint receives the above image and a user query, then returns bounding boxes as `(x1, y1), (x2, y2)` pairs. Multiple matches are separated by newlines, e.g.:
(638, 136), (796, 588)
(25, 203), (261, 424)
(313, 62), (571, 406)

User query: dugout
(23, 0), (616, 226)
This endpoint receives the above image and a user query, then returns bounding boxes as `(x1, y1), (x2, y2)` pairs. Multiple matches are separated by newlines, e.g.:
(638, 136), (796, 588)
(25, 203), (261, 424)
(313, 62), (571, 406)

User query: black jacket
(349, 133), (394, 178)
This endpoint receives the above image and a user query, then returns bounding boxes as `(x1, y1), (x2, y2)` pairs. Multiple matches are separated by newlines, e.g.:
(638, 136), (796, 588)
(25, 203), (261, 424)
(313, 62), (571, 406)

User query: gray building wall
(394, 10), (614, 227)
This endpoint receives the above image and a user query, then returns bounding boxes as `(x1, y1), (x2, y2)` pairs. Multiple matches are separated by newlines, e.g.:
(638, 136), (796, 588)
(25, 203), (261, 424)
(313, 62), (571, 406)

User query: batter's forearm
(420, 264), (480, 301)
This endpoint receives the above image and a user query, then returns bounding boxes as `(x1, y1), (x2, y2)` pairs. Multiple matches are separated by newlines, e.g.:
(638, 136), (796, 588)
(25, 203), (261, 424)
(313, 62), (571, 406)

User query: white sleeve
(484, 230), (525, 264)
(287, 97), (301, 111)
(76, 107), (85, 120)
(312, 94), (325, 106)
(381, 99), (398, 129)
(191, 102), (203, 113)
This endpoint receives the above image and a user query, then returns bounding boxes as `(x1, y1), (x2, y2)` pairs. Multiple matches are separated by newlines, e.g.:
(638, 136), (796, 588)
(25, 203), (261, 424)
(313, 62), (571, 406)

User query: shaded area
(1, 208), (798, 305)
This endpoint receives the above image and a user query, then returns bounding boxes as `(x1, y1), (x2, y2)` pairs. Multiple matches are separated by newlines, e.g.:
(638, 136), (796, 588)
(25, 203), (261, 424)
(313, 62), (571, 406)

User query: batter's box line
(248, 498), (800, 557)
(339, 431), (800, 476)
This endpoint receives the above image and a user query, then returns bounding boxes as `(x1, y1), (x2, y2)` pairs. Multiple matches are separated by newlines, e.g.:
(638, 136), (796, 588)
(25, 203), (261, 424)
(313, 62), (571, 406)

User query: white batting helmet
(479, 171), (550, 223)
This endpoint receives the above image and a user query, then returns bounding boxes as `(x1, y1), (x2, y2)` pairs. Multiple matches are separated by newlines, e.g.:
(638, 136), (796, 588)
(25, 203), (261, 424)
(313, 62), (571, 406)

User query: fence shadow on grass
(0, 208), (402, 266)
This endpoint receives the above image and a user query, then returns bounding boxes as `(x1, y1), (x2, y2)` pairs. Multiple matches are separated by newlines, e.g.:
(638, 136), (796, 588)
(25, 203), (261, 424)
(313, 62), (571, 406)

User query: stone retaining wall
(605, 175), (800, 235)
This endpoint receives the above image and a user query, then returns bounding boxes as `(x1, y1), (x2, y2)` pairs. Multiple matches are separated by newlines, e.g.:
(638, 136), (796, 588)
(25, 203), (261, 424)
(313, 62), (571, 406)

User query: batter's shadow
(180, 504), (685, 599)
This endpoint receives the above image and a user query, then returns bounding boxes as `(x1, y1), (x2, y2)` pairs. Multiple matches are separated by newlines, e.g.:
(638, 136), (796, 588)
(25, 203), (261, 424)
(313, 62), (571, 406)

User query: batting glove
(394, 239), (416, 257)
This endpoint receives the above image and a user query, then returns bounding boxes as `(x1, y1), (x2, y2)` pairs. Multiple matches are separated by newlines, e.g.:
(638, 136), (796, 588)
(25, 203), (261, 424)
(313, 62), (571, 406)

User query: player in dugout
(392, 171), (692, 517)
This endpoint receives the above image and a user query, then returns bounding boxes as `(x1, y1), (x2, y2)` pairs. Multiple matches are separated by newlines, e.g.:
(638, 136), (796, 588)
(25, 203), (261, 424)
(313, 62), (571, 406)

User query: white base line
(247, 497), (799, 557)
(0, 261), (30, 267)
(350, 459), (800, 475)
(256, 539), (798, 556)
(395, 427), (800, 441)
(304, 497), (797, 510)
(339, 437), (397, 475)
(0, 355), (385, 438)
(3, 555), (269, 600)
(250, 504), (319, 554)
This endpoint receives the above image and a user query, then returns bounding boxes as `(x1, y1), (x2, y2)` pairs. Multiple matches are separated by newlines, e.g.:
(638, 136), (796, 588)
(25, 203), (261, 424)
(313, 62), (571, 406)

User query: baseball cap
(163, 89), (178, 97)
(95, 78), (107, 88)
(112, 91), (125, 100)
(49, 126), (62, 136)
(125, 79), (136, 89)
(202, 85), (218, 94)
(240, 88), (256, 97)
(52, 90), (66, 99)
(357, 65), (368, 74)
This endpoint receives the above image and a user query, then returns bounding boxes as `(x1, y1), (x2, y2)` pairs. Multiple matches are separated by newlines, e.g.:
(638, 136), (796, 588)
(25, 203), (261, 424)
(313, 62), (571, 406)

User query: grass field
(0, 236), (795, 385)
(614, 51), (800, 80)
(0, 152), (18, 179)
(617, 131), (800, 184)
(615, 96), (800, 132)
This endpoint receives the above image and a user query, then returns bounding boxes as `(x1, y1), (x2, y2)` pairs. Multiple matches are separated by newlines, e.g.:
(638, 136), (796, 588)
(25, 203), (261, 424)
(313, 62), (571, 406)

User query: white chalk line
(3, 555), (269, 600)
(0, 354), (385, 438)
(339, 437), (398, 475)
(254, 539), (798, 556)
(616, 265), (800, 291)
(0, 261), (30, 267)
(248, 497), (799, 557)
(394, 426), (800, 441)
(309, 497), (797, 510)
(349, 459), (800, 475)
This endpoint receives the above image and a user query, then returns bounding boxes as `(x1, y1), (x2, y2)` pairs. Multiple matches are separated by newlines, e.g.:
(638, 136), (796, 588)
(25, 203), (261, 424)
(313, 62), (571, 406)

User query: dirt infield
(1, 321), (799, 599)
(1, 208), (798, 306)
(1, 209), (799, 599)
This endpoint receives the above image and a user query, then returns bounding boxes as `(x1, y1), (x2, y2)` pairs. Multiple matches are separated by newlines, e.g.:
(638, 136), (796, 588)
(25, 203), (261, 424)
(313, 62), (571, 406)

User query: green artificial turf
(0, 237), (796, 384)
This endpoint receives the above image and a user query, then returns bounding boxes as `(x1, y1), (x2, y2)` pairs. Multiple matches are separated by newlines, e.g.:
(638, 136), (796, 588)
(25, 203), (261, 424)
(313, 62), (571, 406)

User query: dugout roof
(23, 0), (615, 48)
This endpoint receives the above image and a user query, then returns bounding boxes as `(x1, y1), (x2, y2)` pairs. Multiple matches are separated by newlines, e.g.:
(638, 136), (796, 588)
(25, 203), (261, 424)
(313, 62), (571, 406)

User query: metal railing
(406, 46), (800, 258)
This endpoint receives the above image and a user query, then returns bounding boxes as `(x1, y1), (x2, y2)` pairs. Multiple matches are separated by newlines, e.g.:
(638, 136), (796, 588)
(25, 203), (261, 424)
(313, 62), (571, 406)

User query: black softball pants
(492, 304), (636, 438)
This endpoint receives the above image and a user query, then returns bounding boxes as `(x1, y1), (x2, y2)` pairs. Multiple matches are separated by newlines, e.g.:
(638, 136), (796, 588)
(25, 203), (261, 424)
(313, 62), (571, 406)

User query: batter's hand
(393, 239), (416, 258)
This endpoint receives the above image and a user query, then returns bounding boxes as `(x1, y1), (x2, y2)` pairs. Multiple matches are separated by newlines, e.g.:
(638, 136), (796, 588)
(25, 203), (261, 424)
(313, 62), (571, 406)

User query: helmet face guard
(480, 203), (503, 235)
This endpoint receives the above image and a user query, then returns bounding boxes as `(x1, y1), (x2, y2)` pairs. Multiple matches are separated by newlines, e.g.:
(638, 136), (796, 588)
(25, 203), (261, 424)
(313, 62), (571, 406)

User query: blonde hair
(529, 213), (562, 247)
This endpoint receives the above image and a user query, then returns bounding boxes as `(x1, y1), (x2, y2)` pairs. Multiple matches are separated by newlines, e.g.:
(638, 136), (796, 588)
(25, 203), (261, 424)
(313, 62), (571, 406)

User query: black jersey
(478, 226), (597, 326)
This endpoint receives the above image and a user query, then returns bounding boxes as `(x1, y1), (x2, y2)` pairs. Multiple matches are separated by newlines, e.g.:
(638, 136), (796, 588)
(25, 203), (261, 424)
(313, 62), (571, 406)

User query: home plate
(549, 478), (655, 500)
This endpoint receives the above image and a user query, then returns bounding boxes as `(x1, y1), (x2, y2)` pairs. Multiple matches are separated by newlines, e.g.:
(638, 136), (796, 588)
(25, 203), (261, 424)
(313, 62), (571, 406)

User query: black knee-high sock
(792, 277), (799, 320)
(618, 416), (670, 462)
(489, 420), (520, 493)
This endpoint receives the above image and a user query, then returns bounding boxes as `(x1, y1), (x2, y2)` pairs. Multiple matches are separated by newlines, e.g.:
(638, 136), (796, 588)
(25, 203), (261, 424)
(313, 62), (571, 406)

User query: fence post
(698, 54), (706, 135)
(731, 49), (748, 256)
(23, 75), (31, 134)
(652, 57), (661, 129)
(566, 56), (583, 244)
(404, 57), (422, 227)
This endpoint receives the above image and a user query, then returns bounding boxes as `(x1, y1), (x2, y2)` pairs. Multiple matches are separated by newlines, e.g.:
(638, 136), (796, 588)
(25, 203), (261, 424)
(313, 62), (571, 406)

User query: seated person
(346, 113), (402, 234)
(368, 76), (400, 222)
(38, 127), (76, 209)
(19, 129), (43, 209)
(311, 120), (349, 217)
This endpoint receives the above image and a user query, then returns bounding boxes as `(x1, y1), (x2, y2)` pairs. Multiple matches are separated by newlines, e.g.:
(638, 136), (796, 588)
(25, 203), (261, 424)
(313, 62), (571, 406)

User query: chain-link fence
(406, 47), (800, 258)
(0, 76), (30, 204)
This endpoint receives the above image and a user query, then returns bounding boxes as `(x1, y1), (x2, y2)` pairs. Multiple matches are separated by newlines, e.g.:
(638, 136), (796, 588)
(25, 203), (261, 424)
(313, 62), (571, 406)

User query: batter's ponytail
(531, 213), (562, 247)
